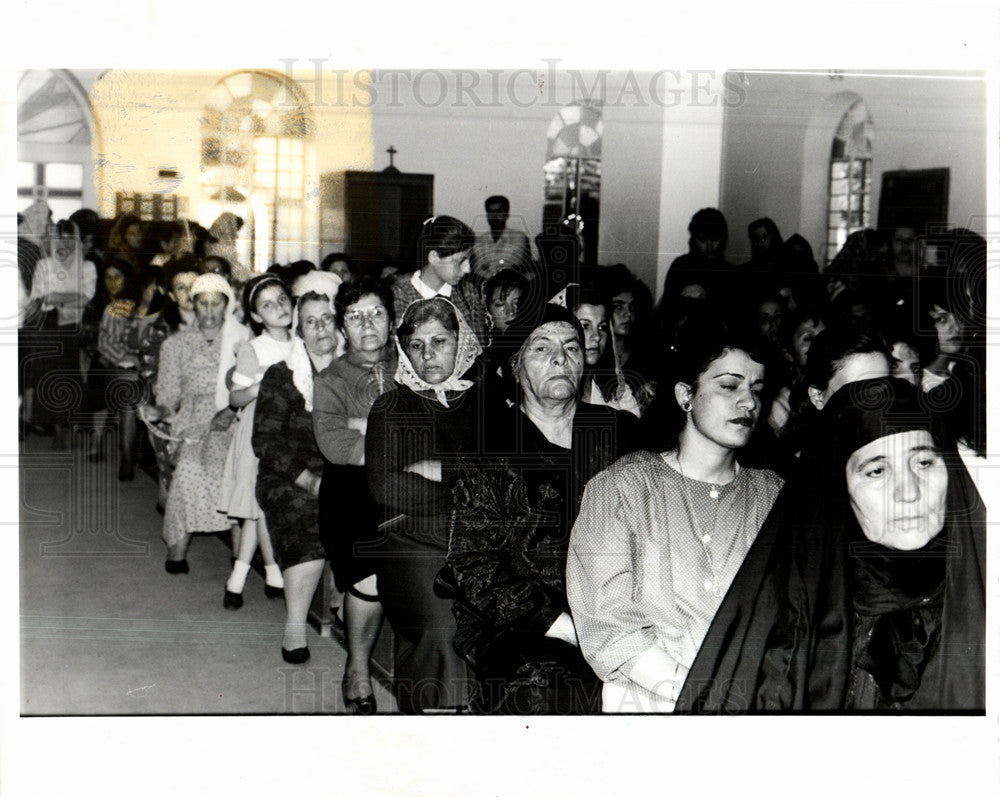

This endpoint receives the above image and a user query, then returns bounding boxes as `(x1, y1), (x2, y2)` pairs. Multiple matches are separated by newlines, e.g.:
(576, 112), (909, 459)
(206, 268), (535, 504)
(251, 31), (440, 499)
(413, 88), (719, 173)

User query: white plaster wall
(719, 70), (988, 266)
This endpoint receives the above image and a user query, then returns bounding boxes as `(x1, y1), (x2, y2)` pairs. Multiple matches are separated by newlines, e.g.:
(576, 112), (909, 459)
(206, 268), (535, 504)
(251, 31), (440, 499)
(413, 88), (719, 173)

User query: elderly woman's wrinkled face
(406, 318), (458, 385)
(299, 298), (337, 356)
(517, 321), (584, 403)
(574, 303), (609, 367)
(193, 291), (228, 332)
(342, 293), (391, 353)
(845, 429), (948, 551)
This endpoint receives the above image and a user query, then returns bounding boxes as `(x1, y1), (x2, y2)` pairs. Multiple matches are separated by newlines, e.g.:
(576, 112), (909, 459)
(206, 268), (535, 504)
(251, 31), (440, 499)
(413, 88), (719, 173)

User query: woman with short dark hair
(313, 276), (398, 713)
(567, 317), (783, 712)
(391, 216), (487, 345)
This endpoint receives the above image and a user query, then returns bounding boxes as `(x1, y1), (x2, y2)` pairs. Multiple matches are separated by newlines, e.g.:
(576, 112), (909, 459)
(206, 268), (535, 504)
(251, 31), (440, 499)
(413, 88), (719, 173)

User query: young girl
(219, 274), (295, 608)
(390, 215), (487, 346)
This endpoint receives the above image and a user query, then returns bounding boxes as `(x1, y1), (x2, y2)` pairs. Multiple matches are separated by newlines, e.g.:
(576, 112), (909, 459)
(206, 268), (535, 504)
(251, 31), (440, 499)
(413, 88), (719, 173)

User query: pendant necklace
(673, 450), (744, 597)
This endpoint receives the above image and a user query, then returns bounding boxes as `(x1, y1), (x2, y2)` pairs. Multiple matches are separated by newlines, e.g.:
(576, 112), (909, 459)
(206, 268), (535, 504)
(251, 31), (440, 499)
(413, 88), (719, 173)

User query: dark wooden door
(344, 170), (433, 272)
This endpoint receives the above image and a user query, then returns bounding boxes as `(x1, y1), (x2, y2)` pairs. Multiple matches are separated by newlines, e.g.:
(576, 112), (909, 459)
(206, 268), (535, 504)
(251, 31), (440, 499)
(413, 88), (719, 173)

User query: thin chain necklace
(671, 450), (745, 597)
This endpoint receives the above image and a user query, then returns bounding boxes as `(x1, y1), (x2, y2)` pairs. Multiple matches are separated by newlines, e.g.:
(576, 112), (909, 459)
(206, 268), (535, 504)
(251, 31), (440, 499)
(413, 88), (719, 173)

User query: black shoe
(281, 646), (310, 664)
(223, 590), (243, 610)
(264, 584), (284, 600)
(118, 462), (135, 482)
(164, 559), (189, 574)
(342, 680), (377, 715)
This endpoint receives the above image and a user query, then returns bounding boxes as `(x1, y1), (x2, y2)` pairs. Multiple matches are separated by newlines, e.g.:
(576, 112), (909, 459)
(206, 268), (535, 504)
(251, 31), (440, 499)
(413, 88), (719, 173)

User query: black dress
(677, 378), (986, 713)
(364, 381), (484, 713)
(445, 400), (642, 714)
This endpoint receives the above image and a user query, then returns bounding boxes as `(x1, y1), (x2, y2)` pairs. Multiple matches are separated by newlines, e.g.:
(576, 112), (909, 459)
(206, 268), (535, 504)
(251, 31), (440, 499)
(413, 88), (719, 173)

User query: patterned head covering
(394, 297), (482, 407)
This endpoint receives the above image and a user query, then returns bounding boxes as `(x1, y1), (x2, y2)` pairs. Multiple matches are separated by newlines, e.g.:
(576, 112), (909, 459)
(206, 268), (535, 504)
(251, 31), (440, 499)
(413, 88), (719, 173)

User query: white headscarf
(287, 286), (341, 413)
(394, 297), (483, 407)
(190, 273), (246, 411)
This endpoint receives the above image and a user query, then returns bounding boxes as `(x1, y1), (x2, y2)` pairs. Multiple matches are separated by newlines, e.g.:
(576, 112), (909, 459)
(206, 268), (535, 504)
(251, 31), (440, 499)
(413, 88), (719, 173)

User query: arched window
(201, 71), (314, 272)
(17, 69), (94, 221)
(825, 99), (873, 265)
(542, 104), (602, 267)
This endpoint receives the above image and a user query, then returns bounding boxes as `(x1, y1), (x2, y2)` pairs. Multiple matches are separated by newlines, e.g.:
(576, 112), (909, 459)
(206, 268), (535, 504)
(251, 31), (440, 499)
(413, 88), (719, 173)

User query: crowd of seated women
(17, 200), (986, 714)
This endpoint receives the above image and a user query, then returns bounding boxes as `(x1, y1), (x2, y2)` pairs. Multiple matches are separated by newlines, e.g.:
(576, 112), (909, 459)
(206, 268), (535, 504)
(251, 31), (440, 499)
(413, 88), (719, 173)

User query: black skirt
(319, 462), (383, 592)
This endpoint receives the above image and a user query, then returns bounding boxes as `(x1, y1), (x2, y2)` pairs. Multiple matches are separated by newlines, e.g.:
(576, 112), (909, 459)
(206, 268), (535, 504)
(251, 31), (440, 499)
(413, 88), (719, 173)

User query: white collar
(411, 270), (453, 299)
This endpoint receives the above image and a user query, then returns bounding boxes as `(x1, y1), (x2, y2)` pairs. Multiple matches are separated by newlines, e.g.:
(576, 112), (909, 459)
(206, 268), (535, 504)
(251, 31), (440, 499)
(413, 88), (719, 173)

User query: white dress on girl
(218, 333), (294, 519)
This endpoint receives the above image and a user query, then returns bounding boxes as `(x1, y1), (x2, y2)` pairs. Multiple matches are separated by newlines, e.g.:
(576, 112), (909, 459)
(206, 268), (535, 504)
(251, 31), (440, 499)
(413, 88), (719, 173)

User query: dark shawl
(676, 377), (985, 713)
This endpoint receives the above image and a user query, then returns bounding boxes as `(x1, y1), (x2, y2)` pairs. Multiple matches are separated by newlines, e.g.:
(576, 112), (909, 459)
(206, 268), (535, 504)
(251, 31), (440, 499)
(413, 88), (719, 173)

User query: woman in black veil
(676, 376), (985, 712)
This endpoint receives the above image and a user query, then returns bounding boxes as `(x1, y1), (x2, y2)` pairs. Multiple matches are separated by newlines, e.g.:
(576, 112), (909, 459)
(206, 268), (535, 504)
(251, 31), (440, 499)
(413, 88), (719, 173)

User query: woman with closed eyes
(567, 315), (783, 712)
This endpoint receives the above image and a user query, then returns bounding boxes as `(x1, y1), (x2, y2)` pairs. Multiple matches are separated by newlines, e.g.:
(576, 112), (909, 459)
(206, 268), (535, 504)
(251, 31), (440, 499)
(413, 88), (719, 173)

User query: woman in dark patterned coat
(252, 291), (338, 664)
(443, 302), (642, 714)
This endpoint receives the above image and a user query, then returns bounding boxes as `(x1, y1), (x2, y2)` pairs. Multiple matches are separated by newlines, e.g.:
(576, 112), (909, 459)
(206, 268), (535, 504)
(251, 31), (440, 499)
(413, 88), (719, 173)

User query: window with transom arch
(542, 104), (603, 267)
(825, 98), (873, 266)
(17, 69), (94, 221)
(201, 71), (314, 271)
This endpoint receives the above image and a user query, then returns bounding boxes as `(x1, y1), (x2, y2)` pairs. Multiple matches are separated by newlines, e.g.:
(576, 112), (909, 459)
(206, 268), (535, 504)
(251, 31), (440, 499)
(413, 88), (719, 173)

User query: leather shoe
(264, 584), (284, 600)
(281, 646), (310, 664)
(164, 559), (189, 574)
(223, 590), (243, 610)
(342, 679), (377, 715)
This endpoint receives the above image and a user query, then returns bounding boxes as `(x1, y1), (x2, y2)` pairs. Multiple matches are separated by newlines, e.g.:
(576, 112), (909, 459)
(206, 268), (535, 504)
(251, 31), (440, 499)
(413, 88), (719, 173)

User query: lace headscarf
(190, 273), (245, 411)
(394, 297), (483, 407)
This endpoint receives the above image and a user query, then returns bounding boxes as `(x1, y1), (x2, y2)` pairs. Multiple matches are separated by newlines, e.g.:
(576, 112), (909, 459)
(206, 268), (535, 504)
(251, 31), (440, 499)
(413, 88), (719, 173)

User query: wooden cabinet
(320, 167), (433, 273)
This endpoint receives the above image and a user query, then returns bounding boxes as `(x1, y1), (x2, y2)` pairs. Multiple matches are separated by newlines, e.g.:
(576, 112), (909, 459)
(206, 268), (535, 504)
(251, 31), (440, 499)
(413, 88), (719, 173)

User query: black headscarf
(676, 377), (985, 712)
(488, 301), (585, 406)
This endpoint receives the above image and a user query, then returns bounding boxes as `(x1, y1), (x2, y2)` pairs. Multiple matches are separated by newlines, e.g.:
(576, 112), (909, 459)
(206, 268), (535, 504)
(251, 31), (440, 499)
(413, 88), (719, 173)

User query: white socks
(226, 560), (251, 594)
(264, 564), (284, 588)
(226, 562), (284, 593)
